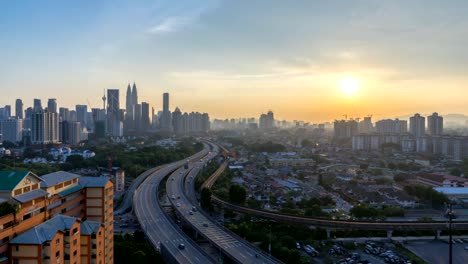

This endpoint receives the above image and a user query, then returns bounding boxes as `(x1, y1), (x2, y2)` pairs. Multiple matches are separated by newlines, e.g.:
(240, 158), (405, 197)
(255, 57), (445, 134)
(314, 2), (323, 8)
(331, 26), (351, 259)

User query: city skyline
(1, 1), (468, 122)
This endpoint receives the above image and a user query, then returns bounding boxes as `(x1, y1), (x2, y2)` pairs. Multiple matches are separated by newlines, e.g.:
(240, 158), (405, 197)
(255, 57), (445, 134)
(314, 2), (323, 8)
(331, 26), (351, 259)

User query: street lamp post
(445, 202), (455, 264)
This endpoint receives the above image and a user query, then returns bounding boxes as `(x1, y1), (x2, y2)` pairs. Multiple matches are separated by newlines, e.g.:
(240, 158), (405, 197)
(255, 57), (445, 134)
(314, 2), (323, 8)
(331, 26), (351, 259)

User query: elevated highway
(133, 147), (215, 264)
(167, 145), (280, 264)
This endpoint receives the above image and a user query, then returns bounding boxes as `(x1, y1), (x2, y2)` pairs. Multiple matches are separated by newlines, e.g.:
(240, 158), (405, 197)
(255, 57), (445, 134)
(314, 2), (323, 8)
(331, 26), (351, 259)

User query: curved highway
(133, 147), (215, 264)
(115, 165), (164, 215)
(166, 146), (280, 264)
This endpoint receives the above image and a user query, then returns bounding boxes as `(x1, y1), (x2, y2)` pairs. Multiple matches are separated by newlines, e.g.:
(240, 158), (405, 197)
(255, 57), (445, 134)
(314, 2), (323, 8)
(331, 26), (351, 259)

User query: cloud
(147, 16), (192, 34)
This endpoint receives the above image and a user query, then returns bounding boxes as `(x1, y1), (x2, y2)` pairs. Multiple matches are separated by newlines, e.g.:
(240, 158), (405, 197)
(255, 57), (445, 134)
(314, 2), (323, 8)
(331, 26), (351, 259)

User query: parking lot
(405, 240), (468, 264)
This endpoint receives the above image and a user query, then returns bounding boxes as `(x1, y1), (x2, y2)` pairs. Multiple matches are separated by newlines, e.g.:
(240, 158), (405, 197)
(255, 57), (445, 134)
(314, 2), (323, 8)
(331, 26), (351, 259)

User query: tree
(393, 173), (407, 182)
(229, 184), (247, 204)
(65, 155), (85, 169)
(350, 204), (383, 219)
(1, 141), (16, 149)
(200, 187), (212, 209)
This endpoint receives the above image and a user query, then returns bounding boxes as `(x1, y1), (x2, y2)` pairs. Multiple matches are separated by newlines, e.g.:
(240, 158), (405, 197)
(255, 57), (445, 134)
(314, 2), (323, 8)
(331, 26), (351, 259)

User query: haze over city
(1, 0), (467, 122)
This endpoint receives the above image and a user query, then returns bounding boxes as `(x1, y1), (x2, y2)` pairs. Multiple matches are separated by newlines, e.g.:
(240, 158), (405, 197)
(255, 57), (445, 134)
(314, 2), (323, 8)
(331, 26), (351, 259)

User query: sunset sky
(1, 0), (467, 122)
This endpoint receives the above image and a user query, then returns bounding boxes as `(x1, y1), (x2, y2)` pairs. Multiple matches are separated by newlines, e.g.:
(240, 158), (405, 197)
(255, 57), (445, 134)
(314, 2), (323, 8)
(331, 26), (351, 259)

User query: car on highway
(189, 211), (193, 215)
(178, 243), (185, 249)
(171, 195), (175, 200)
(176, 203), (181, 207)
(192, 206), (197, 212)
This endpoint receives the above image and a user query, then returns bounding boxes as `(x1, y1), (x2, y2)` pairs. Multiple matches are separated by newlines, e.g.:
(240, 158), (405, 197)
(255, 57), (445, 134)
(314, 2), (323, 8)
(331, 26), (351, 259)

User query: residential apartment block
(0, 171), (113, 264)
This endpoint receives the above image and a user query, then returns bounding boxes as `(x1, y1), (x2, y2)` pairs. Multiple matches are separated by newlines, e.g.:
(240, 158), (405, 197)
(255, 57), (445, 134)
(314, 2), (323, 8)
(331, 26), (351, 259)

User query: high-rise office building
(76, 105), (88, 129)
(141, 102), (150, 132)
(15, 99), (23, 119)
(4, 105), (11, 119)
(163, 92), (169, 112)
(427, 112), (443, 135)
(59, 107), (70, 121)
(172, 107), (183, 135)
(409, 113), (425, 137)
(31, 109), (59, 145)
(160, 93), (172, 131)
(107, 89), (121, 136)
(47, 98), (57, 113)
(134, 104), (142, 131)
(23, 107), (34, 130)
(0, 119), (23, 143)
(33, 99), (42, 112)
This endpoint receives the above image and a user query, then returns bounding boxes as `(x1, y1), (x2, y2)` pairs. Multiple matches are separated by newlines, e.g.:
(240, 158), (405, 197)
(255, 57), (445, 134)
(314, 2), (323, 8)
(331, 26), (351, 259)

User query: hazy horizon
(1, 1), (467, 122)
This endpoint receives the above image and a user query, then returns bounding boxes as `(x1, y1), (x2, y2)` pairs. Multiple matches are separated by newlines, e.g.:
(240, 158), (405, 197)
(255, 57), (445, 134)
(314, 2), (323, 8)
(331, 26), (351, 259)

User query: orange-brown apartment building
(0, 171), (113, 264)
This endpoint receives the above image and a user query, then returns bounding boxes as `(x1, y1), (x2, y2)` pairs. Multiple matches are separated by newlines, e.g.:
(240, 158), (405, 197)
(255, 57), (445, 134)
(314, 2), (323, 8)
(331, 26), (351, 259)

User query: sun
(338, 76), (361, 96)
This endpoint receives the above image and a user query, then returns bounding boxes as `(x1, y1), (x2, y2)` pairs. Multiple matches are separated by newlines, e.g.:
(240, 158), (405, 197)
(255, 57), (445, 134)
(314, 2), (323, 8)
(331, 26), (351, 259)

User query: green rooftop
(0, 171), (30, 191)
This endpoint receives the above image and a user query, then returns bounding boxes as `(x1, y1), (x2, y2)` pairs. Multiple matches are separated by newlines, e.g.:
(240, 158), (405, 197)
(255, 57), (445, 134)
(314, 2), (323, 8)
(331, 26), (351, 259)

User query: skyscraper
(15, 99), (23, 119)
(141, 102), (150, 132)
(134, 104), (142, 132)
(59, 107), (70, 121)
(427, 112), (443, 135)
(163, 92), (169, 112)
(409, 113), (425, 137)
(172, 107), (182, 135)
(0, 119), (23, 143)
(125, 83), (133, 131)
(47, 98), (57, 113)
(31, 109), (59, 145)
(33, 99), (42, 112)
(107, 89), (121, 136)
(132, 82), (138, 106)
(160, 93), (172, 131)
(75, 105), (88, 129)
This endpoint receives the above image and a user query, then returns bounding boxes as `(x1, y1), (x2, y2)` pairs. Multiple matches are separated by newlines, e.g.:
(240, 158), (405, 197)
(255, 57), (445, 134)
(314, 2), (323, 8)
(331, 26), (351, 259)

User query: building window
(56, 251), (60, 257)
(73, 239), (77, 245)
(73, 250), (77, 256)
(72, 227), (78, 235)
(56, 238), (60, 245)
(15, 245), (19, 251)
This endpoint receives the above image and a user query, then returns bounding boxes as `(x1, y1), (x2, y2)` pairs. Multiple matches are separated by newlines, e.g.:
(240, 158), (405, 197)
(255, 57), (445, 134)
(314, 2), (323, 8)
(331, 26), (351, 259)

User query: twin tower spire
(126, 82), (138, 109)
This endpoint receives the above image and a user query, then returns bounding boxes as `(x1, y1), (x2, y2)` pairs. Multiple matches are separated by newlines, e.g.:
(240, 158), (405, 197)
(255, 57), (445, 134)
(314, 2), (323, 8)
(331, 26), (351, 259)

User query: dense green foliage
(350, 203), (405, 219)
(247, 141), (286, 153)
(200, 187), (213, 210)
(114, 232), (163, 264)
(228, 184), (247, 204)
(194, 161), (219, 191)
(0, 203), (18, 217)
(0, 138), (202, 177)
(227, 220), (327, 263)
(404, 185), (449, 208)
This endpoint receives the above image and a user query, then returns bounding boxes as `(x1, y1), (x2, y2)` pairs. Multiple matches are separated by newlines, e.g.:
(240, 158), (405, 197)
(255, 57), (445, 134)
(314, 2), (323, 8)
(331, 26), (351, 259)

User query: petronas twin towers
(126, 82), (138, 118)
(125, 82), (149, 134)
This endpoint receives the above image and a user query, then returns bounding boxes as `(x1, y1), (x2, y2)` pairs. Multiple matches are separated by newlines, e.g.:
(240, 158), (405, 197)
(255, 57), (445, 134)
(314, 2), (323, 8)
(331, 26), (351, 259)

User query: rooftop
(79, 176), (111, 188)
(40, 171), (80, 187)
(80, 220), (102, 235)
(10, 215), (78, 245)
(434, 187), (468, 195)
(0, 171), (32, 191)
(13, 189), (48, 203)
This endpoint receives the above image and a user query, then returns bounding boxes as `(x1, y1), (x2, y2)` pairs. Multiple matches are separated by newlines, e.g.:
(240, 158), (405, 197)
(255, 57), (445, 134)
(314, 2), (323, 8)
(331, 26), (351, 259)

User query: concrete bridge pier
(387, 230), (393, 240)
(436, 230), (441, 240)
